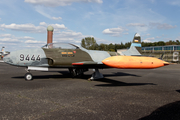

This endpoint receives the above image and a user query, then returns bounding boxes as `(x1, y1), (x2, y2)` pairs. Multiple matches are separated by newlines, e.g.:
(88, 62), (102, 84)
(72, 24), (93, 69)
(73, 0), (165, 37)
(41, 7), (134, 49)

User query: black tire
(25, 73), (33, 81)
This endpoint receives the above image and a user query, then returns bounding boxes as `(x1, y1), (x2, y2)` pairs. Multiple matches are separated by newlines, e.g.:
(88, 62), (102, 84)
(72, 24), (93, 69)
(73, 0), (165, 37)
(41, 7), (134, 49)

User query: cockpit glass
(42, 43), (78, 49)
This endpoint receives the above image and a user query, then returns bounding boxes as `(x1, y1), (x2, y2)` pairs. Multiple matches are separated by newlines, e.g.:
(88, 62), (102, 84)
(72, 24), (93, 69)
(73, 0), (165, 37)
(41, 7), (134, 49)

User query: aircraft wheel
(25, 73), (33, 81)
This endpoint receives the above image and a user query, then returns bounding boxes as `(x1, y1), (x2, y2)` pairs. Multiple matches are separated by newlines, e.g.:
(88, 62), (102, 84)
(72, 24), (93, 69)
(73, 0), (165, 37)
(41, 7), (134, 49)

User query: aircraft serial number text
(20, 54), (41, 61)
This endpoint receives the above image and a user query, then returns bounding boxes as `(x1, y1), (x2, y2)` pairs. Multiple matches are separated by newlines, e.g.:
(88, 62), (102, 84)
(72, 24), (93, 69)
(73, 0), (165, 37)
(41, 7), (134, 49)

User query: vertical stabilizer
(0, 47), (8, 58)
(122, 33), (142, 56)
(1, 47), (5, 54)
(131, 33), (142, 54)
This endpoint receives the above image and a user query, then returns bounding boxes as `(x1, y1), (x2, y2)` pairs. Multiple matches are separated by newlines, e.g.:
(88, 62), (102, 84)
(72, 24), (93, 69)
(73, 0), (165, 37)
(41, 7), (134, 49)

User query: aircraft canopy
(42, 43), (79, 49)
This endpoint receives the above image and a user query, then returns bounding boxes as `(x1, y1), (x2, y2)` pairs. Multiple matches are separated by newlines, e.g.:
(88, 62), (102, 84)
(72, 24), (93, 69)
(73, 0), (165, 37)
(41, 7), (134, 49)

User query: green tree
(108, 43), (115, 51)
(157, 41), (165, 46)
(176, 40), (180, 45)
(81, 39), (86, 48)
(99, 43), (106, 51)
(125, 42), (131, 48)
(81, 37), (98, 50)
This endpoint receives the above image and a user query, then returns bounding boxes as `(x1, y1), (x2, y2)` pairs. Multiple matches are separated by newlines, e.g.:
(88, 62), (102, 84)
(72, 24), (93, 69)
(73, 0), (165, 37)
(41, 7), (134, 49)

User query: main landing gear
(88, 68), (104, 81)
(69, 68), (104, 81)
(69, 68), (88, 78)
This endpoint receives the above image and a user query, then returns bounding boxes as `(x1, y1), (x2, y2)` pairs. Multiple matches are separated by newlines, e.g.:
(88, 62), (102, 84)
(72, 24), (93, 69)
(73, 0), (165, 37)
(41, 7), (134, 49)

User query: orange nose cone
(102, 56), (169, 69)
(102, 56), (122, 68)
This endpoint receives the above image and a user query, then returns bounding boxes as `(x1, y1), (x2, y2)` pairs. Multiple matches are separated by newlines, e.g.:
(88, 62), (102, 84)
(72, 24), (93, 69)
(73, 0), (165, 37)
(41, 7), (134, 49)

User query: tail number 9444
(20, 54), (41, 61)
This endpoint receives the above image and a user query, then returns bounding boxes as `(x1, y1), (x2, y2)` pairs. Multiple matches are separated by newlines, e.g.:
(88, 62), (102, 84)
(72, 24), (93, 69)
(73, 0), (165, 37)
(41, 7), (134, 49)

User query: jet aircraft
(3, 33), (169, 81)
(0, 47), (9, 60)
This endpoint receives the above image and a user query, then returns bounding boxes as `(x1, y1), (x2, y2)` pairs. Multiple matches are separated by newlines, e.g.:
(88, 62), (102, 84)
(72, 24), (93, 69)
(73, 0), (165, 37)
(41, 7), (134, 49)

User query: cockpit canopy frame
(42, 43), (79, 49)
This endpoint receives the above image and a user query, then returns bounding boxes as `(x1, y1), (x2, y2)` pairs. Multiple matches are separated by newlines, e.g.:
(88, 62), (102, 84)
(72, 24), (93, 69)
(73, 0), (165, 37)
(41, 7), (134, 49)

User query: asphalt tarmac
(0, 62), (180, 120)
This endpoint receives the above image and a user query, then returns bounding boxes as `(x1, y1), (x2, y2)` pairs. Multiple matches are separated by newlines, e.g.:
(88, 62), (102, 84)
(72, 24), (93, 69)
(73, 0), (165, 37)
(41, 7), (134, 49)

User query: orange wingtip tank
(102, 56), (169, 69)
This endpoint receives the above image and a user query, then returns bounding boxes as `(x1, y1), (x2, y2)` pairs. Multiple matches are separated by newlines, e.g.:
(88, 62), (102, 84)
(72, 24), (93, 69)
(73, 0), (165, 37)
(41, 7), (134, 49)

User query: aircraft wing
(72, 61), (107, 69)
(72, 61), (99, 65)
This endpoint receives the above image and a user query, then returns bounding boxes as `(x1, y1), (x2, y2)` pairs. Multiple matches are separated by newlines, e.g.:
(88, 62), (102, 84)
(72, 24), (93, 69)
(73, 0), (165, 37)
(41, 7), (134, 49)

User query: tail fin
(121, 33), (142, 56)
(0, 47), (6, 58)
(1, 47), (5, 53)
(131, 33), (142, 54)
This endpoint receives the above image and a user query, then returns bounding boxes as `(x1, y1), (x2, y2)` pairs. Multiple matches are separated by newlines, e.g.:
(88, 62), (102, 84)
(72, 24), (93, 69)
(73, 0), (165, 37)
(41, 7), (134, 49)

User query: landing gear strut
(24, 68), (33, 81)
(89, 68), (104, 81)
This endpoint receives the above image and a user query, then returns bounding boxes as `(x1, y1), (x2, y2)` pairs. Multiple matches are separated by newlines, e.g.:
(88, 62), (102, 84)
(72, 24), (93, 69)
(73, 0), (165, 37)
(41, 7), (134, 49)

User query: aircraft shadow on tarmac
(176, 90), (180, 93)
(94, 78), (155, 87)
(12, 71), (141, 80)
(12, 71), (155, 87)
(139, 101), (180, 120)
(12, 71), (71, 79)
(103, 72), (141, 77)
(93, 72), (155, 87)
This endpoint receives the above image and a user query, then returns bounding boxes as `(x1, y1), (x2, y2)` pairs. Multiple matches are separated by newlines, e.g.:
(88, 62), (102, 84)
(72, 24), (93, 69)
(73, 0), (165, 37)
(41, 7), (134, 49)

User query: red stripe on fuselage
(72, 63), (84, 65)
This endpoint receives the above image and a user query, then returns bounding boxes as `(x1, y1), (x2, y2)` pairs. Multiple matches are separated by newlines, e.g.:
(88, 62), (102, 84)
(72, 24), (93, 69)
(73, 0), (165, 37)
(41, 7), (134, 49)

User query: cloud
(0, 34), (22, 43)
(149, 22), (177, 29)
(54, 30), (108, 44)
(18, 36), (35, 40)
(0, 22), (66, 33)
(25, 40), (46, 44)
(52, 17), (62, 20)
(102, 27), (128, 37)
(39, 22), (47, 26)
(35, 6), (52, 19)
(0, 34), (13, 38)
(156, 36), (161, 39)
(143, 40), (151, 43)
(95, 38), (111, 44)
(25, 45), (44, 48)
(24, 0), (103, 7)
(0, 34), (36, 44)
(51, 24), (66, 30)
(0, 23), (46, 33)
(127, 23), (147, 27)
(0, 22), (92, 48)
(0, 33), (46, 51)
(169, 0), (180, 6)
(35, 6), (63, 20)
(127, 22), (176, 32)
(0, 38), (21, 43)
(143, 37), (155, 43)
(149, 0), (155, 3)
(54, 31), (89, 43)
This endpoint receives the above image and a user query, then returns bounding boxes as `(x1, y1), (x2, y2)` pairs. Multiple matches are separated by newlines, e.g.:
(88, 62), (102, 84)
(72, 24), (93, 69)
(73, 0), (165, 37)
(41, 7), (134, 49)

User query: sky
(0, 0), (180, 52)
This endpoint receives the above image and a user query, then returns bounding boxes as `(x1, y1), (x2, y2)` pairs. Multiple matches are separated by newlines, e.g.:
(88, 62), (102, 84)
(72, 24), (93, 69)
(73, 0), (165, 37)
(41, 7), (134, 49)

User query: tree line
(81, 37), (180, 52)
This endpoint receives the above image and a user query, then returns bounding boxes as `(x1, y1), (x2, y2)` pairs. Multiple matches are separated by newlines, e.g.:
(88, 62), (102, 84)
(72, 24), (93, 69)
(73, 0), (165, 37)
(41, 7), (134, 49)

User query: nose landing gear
(25, 68), (33, 81)
(25, 72), (33, 81)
